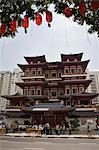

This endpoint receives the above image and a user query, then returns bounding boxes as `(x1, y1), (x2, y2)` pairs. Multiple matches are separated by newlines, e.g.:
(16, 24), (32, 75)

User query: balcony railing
(45, 78), (62, 81)
(61, 73), (87, 78)
(76, 104), (96, 108)
(6, 105), (22, 109)
(21, 75), (45, 79)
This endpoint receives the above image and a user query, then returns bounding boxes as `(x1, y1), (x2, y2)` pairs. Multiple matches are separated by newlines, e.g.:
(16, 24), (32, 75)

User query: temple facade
(2, 53), (98, 126)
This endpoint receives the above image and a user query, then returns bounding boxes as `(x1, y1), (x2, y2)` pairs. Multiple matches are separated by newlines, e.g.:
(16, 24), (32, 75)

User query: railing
(6, 105), (22, 109)
(61, 73), (87, 78)
(21, 75), (45, 79)
(76, 104), (96, 108)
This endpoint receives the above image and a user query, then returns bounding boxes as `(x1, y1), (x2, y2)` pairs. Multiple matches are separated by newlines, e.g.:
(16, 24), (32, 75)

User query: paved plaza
(0, 136), (99, 150)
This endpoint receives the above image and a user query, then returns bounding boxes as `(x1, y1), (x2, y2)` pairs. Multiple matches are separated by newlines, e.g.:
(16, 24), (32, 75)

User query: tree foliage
(0, 0), (99, 38)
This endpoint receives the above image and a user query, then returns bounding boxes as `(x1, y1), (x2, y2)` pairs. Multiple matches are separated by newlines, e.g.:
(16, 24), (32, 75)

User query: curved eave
(21, 106), (75, 112)
(59, 79), (91, 85)
(1, 95), (27, 100)
(16, 82), (44, 88)
(0, 111), (26, 117)
(73, 93), (99, 100)
(26, 95), (48, 100)
(18, 63), (46, 71)
(62, 60), (90, 69)
(82, 60), (90, 71)
(58, 93), (98, 100)
(1, 95), (49, 101)
(84, 80), (92, 89)
(17, 64), (26, 71)
(24, 55), (46, 64)
(61, 53), (83, 61)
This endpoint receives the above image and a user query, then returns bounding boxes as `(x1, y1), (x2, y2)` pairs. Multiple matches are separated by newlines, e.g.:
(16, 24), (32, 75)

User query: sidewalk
(3, 133), (99, 139)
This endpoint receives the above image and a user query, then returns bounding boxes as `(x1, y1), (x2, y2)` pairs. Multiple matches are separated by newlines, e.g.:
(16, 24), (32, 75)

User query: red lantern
(22, 17), (29, 28)
(46, 11), (52, 23)
(91, 0), (99, 11)
(64, 7), (72, 18)
(35, 13), (42, 26)
(0, 24), (7, 34)
(10, 20), (17, 32)
(79, 1), (86, 16)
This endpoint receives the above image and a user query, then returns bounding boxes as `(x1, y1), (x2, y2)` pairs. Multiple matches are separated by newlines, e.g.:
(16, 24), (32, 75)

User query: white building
(10, 68), (23, 95)
(87, 70), (99, 104)
(0, 71), (12, 96)
(0, 69), (23, 110)
(0, 71), (12, 110)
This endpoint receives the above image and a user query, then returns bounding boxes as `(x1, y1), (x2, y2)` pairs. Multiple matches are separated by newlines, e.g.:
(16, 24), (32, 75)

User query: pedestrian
(44, 124), (48, 135)
(96, 125), (99, 135)
(55, 124), (59, 135)
(87, 125), (91, 134)
(60, 125), (63, 135)
(63, 125), (66, 134)
(5, 124), (9, 133)
(69, 124), (72, 135)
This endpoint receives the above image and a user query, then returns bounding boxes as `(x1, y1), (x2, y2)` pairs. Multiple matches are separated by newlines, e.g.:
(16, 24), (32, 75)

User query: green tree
(71, 118), (80, 133)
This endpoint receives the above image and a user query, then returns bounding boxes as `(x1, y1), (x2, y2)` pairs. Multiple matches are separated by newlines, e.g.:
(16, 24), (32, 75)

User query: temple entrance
(31, 111), (68, 127)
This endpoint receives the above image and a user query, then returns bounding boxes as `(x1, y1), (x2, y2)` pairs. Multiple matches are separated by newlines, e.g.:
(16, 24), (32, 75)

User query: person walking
(87, 124), (91, 134)
(55, 124), (59, 135)
(63, 124), (66, 134)
(60, 125), (63, 135)
(69, 124), (72, 135)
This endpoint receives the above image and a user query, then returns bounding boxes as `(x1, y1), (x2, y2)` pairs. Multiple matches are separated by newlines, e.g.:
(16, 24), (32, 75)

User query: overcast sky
(0, 13), (99, 72)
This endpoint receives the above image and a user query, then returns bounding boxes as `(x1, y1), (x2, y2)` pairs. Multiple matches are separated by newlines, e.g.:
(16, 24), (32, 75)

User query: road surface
(0, 136), (99, 150)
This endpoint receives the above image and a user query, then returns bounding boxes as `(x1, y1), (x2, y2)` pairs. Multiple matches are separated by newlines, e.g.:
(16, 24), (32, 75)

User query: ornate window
(30, 90), (35, 95)
(24, 89), (28, 95)
(38, 71), (41, 75)
(52, 73), (56, 78)
(37, 90), (41, 95)
(51, 91), (57, 97)
(31, 70), (36, 76)
(72, 88), (77, 94)
(67, 89), (70, 94)
(66, 101), (70, 106)
(65, 69), (69, 74)
(45, 73), (48, 78)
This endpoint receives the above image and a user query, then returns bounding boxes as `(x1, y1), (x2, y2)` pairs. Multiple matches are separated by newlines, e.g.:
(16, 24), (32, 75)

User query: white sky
(0, 13), (99, 72)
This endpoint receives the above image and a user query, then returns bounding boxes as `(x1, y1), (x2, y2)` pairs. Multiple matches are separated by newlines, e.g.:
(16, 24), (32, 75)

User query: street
(0, 136), (99, 150)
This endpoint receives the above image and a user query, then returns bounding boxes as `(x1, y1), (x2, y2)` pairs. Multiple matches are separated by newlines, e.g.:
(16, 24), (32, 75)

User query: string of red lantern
(22, 16), (29, 33)
(91, 0), (99, 11)
(0, 24), (7, 35)
(46, 11), (52, 23)
(46, 11), (53, 27)
(10, 20), (17, 32)
(35, 13), (42, 26)
(22, 16), (29, 28)
(64, 7), (72, 18)
(0, 0), (99, 37)
(79, 1), (86, 16)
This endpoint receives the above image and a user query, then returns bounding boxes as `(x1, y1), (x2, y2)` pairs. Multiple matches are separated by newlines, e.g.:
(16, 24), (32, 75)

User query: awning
(21, 102), (75, 112)
(32, 108), (49, 111)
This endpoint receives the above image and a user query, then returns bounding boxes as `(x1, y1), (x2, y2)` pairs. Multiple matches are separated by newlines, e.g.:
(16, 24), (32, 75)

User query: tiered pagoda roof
(18, 59), (89, 72)
(61, 53), (83, 61)
(58, 93), (98, 101)
(24, 55), (46, 64)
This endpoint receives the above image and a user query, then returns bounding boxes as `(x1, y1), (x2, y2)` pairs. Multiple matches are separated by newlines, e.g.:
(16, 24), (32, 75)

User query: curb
(2, 134), (99, 139)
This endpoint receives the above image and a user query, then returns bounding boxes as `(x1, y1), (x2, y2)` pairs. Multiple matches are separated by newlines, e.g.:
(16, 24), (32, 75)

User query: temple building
(2, 53), (98, 126)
